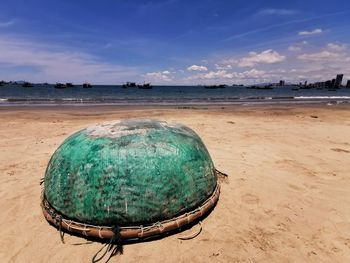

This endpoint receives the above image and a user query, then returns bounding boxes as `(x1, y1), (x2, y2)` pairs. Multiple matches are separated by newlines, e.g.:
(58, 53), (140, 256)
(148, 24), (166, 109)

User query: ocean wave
(295, 96), (350, 99)
(0, 95), (349, 106)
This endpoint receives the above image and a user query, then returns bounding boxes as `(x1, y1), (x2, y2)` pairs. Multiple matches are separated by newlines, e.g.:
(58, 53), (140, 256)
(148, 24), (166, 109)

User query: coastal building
(279, 80), (285, 86)
(314, 82), (324, 88)
(335, 74), (343, 88)
(331, 79), (336, 88)
(347, 80), (350, 88)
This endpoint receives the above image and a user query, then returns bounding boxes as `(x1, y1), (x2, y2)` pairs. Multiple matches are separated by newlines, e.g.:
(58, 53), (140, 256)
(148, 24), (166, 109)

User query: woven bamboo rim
(41, 184), (220, 240)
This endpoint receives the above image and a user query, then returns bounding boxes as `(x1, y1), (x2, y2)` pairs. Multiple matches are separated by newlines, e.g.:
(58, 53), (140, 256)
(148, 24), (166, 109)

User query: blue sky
(0, 0), (350, 84)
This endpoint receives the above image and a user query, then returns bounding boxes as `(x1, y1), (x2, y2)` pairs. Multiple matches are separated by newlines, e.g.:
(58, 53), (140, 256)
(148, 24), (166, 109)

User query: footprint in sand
(241, 193), (260, 204)
(288, 184), (302, 191)
(276, 159), (317, 177)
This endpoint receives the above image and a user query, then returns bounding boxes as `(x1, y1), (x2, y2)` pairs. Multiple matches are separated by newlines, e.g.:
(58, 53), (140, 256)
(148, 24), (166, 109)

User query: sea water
(0, 84), (350, 106)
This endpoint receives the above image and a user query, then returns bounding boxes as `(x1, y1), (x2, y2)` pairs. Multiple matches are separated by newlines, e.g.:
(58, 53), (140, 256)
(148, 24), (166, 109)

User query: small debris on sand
(331, 148), (350, 153)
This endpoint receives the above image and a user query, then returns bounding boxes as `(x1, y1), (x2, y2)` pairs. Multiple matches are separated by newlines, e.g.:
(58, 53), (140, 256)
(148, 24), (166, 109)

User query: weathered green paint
(44, 120), (217, 226)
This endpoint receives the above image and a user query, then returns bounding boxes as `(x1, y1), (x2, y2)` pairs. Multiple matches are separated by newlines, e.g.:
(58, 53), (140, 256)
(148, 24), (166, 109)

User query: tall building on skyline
(335, 74), (343, 88)
(331, 79), (336, 88)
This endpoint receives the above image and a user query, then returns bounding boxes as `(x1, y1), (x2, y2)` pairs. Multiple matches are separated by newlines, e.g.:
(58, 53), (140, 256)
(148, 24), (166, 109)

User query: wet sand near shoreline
(1, 104), (350, 262)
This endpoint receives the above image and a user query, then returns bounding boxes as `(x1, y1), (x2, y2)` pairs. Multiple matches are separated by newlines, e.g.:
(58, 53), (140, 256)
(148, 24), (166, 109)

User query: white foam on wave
(295, 96), (350, 99)
(62, 98), (80, 101)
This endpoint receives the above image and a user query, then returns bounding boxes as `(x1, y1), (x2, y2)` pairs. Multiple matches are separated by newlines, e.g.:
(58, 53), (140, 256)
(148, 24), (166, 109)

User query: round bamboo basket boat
(42, 119), (220, 240)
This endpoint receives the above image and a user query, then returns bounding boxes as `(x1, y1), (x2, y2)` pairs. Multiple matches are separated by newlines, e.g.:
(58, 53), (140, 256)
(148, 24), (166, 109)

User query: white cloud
(327, 43), (347, 51)
(288, 41), (308, 52)
(298, 51), (342, 61)
(298, 28), (323, 36)
(186, 43), (350, 85)
(187, 69), (270, 82)
(187, 65), (208, 71)
(202, 70), (234, 79)
(145, 71), (172, 82)
(0, 36), (139, 83)
(219, 49), (286, 68)
(217, 58), (237, 67)
(214, 64), (232, 70)
(257, 8), (298, 16)
(235, 49), (286, 67)
(239, 69), (267, 79)
(288, 45), (301, 52)
(162, 70), (171, 74)
(0, 19), (15, 28)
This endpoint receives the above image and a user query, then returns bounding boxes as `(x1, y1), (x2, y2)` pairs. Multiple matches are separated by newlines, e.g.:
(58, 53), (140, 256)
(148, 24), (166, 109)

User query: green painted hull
(44, 120), (217, 226)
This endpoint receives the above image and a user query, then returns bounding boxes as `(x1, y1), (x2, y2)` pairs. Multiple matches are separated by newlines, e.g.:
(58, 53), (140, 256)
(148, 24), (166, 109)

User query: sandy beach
(1, 104), (350, 262)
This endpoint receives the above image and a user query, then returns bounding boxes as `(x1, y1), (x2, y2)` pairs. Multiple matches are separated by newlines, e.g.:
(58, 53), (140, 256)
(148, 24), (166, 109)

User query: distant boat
(137, 83), (153, 89)
(299, 86), (311, 90)
(122, 82), (137, 88)
(83, 83), (92, 88)
(246, 84), (273, 90)
(54, 83), (66, 89)
(22, 82), (34, 88)
(256, 85), (273, 90)
(66, 83), (74, 88)
(205, 84), (226, 89)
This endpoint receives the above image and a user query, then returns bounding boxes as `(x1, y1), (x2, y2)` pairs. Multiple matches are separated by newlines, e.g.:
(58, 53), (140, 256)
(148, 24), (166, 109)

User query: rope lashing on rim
(41, 182), (220, 241)
(177, 221), (202, 240)
(40, 170), (225, 262)
(58, 216), (65, 244)
(92, 226), (122, 263)
(42, 185), (220, 238)
(40, 190), (65, 244)
(138, 221), (166, 239)
(215, 169), (228, 179)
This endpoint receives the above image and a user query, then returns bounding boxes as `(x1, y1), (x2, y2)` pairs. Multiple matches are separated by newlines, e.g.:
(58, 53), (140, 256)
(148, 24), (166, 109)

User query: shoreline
(0, 100), (350, 112)
(1, 97), (350, 107)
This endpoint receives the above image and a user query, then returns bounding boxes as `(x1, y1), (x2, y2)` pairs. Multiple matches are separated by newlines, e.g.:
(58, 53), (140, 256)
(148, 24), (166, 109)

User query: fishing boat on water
(54, 83), (66, 89)
(22, 82), (34, 88)
(138, 83), (153, 89)
(246, 84), (273, 90)
(256, 84), (273, 90)
(83, 82), (92, 88)
(205, 84), (226, 89)
(122, 82), (137, 88)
